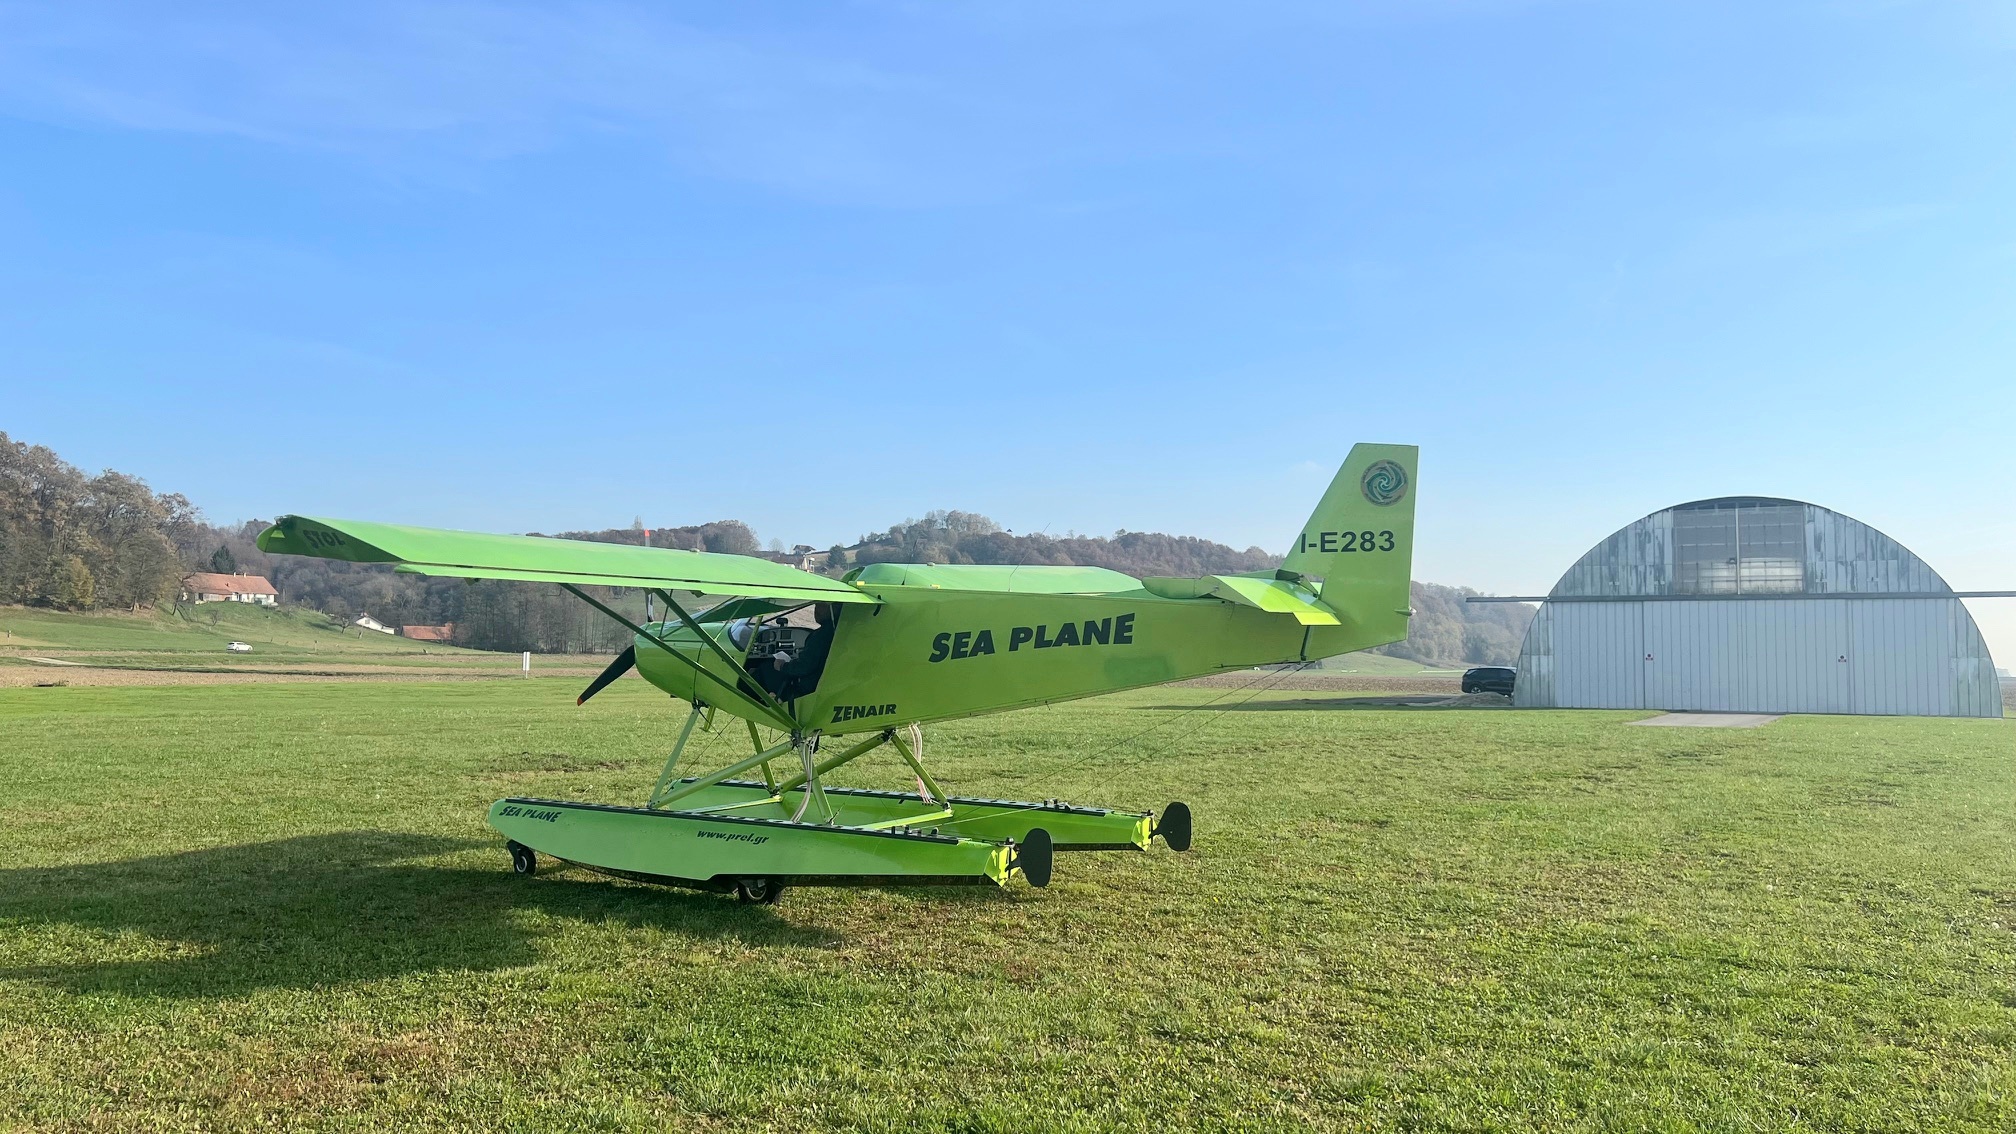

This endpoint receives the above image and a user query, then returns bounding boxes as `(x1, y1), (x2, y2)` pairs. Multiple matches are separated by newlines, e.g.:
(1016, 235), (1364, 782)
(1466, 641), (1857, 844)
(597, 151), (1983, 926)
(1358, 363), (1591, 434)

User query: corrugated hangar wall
(1515, 498), (2001, 718)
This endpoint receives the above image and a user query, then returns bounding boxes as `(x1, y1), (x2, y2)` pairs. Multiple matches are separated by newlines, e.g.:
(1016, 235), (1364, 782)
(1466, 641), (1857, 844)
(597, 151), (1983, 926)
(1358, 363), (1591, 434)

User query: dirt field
(1, 656), (1458, 692)
(1176, 670), (1464, 694)
(0, 666), (502, 688)
(0, 654), (618, 688)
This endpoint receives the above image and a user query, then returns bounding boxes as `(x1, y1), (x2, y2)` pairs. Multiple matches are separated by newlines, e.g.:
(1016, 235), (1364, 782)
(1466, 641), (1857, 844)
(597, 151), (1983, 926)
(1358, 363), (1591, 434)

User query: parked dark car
(1461, 666), (1516, 695)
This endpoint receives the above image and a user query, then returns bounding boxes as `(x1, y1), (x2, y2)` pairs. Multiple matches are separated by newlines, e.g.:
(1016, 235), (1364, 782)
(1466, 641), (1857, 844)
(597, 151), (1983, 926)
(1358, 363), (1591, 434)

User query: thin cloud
(0, 1), (1428, 204)
(0, 2), (954, 199)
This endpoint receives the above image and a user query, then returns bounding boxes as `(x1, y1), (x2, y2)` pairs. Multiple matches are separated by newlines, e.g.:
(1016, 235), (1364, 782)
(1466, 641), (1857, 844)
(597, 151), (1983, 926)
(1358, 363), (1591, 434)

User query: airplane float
(258, 444), (1417, 903)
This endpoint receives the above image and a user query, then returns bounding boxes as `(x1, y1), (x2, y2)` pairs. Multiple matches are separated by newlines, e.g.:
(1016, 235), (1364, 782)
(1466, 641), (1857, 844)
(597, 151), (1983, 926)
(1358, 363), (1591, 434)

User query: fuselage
(632, 562), (1394, 735)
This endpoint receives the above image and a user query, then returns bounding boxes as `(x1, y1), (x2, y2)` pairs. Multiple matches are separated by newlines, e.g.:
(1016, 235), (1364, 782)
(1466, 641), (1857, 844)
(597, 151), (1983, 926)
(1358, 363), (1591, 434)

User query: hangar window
(1735, 503), (1806, 594)
(1672, 500), (1806, 595)
(1673, 504), (1738, 594)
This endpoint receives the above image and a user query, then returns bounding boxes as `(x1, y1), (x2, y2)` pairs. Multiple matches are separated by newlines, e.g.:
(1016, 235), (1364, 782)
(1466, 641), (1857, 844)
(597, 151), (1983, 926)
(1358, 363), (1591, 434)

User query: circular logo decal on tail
(1361, 460), (1408, 506)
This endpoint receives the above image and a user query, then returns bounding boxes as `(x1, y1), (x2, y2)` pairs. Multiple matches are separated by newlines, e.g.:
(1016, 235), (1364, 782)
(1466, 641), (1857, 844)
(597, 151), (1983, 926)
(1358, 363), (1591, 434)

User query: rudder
(1284, 443), (1417, 655)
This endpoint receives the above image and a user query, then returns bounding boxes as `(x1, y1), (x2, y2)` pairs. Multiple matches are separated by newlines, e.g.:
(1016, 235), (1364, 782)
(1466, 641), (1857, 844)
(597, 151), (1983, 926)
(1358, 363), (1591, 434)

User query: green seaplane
(257, 443), (1417, 903)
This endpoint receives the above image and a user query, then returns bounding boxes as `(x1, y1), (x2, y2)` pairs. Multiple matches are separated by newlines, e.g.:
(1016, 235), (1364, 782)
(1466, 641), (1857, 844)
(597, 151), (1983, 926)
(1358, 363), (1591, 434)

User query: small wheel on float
(507, 840), (538, 876)
(735, 877), (785, 905)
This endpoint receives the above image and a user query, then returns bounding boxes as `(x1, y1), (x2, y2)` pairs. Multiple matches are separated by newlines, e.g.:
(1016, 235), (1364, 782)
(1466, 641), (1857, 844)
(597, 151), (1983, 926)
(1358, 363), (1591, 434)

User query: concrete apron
(1630, 712), (1784, 728)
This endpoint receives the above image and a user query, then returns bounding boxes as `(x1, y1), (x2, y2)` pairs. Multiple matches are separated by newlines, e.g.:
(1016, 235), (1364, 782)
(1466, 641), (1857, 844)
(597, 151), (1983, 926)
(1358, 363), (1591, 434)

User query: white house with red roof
(180, 572), (279, 606)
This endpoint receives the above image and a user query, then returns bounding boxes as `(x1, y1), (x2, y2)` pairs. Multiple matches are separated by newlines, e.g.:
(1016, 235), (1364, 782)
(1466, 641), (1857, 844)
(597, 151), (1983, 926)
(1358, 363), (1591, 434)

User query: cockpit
(733, 604), (839, 702)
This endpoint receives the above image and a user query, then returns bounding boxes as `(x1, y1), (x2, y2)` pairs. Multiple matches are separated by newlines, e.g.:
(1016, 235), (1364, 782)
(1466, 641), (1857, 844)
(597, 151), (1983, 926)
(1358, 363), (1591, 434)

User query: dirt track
(0, 665), (529, 688)
(3, 662), (1466, 693)
(1174, 671), (1464, 694)
(0, 653), (617, 688)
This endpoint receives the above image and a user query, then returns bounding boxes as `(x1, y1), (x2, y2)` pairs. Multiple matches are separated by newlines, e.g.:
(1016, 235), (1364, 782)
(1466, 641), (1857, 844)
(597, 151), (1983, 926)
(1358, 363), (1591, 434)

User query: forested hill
(844, 509), (1277, 577)
(0, 432), (1533, 663)
(837, 512), (1533, 665)
(1390, 582), (1533, 668)
(0, 432), (196, 611)
(534, 511), (1275, 579)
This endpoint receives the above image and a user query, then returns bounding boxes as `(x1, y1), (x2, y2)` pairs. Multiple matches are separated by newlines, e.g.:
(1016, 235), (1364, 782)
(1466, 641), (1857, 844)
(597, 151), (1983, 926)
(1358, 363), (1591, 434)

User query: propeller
(577, 645), (636, 705)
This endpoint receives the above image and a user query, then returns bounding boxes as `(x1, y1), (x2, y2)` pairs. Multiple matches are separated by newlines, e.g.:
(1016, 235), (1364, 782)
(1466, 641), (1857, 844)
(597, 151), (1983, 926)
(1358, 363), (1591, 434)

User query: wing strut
(559, 584), (797, 731)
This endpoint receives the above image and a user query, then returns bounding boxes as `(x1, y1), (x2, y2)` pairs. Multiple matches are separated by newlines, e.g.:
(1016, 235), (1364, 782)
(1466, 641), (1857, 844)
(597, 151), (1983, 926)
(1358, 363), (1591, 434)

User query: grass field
(0, 605), (607, 686)
(0, 604), (467, 656)
(2, 677), (2013, 1131)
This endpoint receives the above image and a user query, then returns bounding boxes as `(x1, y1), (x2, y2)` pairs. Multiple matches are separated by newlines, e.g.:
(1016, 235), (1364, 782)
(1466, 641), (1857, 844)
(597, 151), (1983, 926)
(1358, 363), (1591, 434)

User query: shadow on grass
(0, 832), (840, 999)
(1139, 695), (1493, 712)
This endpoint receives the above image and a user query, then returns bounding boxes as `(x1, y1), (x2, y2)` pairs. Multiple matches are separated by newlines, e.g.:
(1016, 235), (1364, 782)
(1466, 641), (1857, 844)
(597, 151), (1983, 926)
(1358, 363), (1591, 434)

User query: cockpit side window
(723, 618), (755, 651)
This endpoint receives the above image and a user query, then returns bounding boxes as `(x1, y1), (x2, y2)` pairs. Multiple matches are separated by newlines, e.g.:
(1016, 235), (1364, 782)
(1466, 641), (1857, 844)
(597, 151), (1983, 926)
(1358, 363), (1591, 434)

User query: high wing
(255, 515), (877, 605)
(841, 562), (1340, 623)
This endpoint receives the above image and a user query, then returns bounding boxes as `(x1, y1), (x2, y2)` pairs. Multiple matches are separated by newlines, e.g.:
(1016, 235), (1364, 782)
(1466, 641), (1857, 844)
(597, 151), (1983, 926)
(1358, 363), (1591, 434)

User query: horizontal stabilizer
(257, 516), (877, 604)
(1141, 574), (1340, 625)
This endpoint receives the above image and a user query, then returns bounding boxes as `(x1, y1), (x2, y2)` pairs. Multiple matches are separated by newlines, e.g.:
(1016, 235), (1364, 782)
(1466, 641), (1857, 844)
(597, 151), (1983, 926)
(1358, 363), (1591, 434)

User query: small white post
(522, 651), (531, 678)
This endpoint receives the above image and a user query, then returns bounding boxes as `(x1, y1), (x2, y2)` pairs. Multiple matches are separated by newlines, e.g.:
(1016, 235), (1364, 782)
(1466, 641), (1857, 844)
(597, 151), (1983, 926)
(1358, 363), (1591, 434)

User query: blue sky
(3, 1), (2014, 656)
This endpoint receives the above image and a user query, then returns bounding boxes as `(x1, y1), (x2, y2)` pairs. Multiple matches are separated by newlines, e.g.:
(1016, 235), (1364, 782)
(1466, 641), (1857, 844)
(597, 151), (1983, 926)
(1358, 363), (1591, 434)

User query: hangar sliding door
(1739, 599), (1851, 714)
(1642, 600), (1852, 714)
(1643, 601), (1741, 711)
(1548, 601), (1644, 709)
(1848, 599), (1957, 717)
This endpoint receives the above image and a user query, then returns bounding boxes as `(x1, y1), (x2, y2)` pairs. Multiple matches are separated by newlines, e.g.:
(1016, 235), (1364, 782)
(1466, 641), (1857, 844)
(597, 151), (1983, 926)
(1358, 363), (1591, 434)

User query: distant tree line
(0, 433), (1533, 663)
(845, 510), (1277, 577)
(845, 510), (1531, 665)
(0, 432), (195, 611)
(1376, 582), (1534, 668)
(536, 519), (761, 557)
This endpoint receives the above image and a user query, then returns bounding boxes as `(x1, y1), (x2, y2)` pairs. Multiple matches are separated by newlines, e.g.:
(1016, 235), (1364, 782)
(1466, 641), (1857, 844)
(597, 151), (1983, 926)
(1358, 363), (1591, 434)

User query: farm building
(400, 624), (455, 642)
(1511, 497), (2002, 718)
(180, 572), (279, 607)
(352, 614), (395, 634)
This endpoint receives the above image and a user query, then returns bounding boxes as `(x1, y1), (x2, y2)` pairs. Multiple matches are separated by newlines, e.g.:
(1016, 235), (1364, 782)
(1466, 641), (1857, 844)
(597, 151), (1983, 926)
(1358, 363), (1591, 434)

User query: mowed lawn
(1, 679), (2012, 1132)
(0, 605), (480, 659)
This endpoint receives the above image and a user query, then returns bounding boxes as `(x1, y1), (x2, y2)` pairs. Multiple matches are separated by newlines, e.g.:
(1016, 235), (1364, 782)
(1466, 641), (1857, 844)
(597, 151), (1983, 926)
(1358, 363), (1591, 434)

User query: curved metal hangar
(1515, 497), (2001, 718)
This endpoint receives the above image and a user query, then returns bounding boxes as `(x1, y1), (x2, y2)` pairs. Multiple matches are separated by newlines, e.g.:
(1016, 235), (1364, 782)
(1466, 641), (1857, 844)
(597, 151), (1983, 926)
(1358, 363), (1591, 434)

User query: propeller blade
(577, 646), (636, 705)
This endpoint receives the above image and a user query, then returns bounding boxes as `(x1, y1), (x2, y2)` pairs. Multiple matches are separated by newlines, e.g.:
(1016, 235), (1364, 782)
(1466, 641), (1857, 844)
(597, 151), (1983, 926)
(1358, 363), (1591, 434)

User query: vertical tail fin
(1285, 443), (1417, 653)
